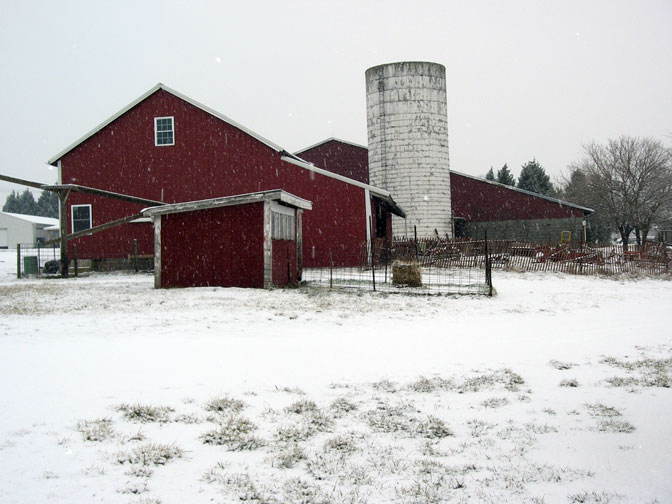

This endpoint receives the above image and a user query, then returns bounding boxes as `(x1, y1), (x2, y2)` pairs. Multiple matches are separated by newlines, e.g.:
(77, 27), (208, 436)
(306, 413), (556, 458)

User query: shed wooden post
(262, 201), (273, 288)
(153, 215), (162, 288)
(58, 189), (71, 278)
(296, 209), (303, 282)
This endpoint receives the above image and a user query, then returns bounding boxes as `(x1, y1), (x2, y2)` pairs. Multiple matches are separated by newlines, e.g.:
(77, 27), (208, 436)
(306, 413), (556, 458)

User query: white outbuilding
(0, 212), (59, 249)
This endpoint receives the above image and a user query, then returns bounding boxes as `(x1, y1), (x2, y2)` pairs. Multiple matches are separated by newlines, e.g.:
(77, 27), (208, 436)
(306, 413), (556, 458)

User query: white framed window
(154, 116), (175, 146)
(71, 204), (92, 233)
(271, 204), (295, 241)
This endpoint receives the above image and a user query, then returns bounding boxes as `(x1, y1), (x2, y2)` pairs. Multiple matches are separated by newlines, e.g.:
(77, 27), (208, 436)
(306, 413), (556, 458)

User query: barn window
(154, 116), (174, 146)
(71, 204), (92, 233)
(271, 206), (295, 240)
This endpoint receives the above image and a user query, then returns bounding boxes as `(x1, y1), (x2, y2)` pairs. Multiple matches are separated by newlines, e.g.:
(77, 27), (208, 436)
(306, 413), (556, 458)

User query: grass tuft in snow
(549, 359), (576, 370)
(285, 399), (318, 415)
(116, 443), (184, 466)
(481, 396), (510, 409)
(284, 399), (334, 432)
(372, 378), (399, 393)
(596, 419), (636, 433)
(559, 378), (580, 388)
(417, 416), (454, 439)
(457, 368), (525, 393)
(200, 415), (265, 450)
(268, 442), (306, 469)
(124, 464), (153, 478)
(204, 395), (246, 415)
(274, 423), (316, 444)
(323, 432), (361, 455)
(329, 397), (358, 418)
(567, 490), (625, 503)
(585, 403), (622, 417)
(601, 353), (672, 389)
(364, 401), (415, 434)
(407, 376), (443, 393)
(76, 418), (115, 442)
(116, 403), (174, 423)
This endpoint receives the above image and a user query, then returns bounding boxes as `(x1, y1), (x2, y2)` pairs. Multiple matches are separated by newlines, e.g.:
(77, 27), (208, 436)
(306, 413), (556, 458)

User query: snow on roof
(1, 212), (59, 226)
(142, 189), (312, 217)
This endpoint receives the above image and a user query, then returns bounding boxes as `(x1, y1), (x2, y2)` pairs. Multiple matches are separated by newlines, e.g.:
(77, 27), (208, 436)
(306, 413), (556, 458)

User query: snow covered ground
(0, 248), (670, 503)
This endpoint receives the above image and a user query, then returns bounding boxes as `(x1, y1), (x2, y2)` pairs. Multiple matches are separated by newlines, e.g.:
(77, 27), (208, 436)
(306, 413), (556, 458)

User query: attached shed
(142, 190), (311, 289)
(0, 212), (59, 248)
(450, 172), (592, 242)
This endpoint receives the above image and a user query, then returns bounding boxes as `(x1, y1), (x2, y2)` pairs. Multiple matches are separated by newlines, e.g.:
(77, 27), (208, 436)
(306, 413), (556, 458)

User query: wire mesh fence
(302, 238), (493, 296)
(15, 243), (61, 278)
(15, 239), (152, 278)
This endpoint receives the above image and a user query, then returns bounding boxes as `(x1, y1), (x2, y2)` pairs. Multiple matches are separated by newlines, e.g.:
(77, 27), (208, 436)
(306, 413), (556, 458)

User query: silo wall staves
(366, 61), (452, 238)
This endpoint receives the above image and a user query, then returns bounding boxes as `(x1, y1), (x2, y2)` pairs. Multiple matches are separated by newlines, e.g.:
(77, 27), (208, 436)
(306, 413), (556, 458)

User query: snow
(1, 212), (59, 226)
(0, 248), (670, 503)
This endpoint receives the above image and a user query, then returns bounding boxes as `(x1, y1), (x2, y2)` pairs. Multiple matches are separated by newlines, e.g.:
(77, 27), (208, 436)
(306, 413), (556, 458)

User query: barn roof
(141, 189), (312, 217)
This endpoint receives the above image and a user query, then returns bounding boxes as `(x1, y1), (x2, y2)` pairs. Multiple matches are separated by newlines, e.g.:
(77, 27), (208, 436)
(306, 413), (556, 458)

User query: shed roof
(142, 189), (312, 218)
(0, 212), (59, 226)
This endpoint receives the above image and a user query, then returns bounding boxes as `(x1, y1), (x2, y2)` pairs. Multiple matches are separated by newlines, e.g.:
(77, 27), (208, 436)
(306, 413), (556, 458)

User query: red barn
(47, 84), (404, 273)
(296, 139), (591, 242)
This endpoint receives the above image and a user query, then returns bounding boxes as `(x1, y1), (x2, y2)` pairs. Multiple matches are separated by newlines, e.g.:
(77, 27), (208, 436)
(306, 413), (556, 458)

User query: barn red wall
(160, 203), (264, 288)
(296, 140), (369, 184)
(58, 89), (368, 268)
(450, 172), (583, 222)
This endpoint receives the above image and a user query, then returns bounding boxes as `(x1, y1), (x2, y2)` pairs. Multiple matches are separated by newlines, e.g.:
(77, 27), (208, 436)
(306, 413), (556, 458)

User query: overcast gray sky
(1, 0), (671, 204)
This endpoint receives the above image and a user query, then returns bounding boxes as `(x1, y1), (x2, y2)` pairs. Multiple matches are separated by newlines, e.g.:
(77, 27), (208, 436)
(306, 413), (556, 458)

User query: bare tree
(577, 136), (672, 252)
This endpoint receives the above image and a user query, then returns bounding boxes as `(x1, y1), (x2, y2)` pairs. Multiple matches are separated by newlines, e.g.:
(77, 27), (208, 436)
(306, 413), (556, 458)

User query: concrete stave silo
(365, 61), (452, 238)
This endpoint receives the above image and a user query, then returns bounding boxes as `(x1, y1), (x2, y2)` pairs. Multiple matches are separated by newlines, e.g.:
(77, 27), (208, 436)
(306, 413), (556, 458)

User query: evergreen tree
(36, 190), (59, 218)
(2, 190), (21, 213)
(496, 164), (516, 186)
(485, 167), (495, 181)
(2, 189), (40, 215)
(18, 189), (39, 215)
(517, 159), (554, 195)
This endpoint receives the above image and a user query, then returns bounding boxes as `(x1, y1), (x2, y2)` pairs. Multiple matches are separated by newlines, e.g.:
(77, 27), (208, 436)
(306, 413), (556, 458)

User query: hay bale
(392, 260), (422, 287)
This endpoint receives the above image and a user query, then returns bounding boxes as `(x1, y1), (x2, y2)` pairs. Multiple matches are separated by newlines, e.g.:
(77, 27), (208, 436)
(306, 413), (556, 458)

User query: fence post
(484, 231), (493, 297)
(16, 243), (21, 279)
(329, 250), (333, 289)
(370, 216), (376, 291)
(37, 243), (41, 277)
(414, 225), (419, 262)
(73, 244), (78, 277)
(133, 239), (139, 273)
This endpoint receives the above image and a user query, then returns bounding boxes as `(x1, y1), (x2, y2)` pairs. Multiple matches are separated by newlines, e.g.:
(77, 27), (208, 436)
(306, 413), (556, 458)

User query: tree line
(485, 159), (555, 196)
(2, 188), (59, 218)
(486, 136), (672, 247)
